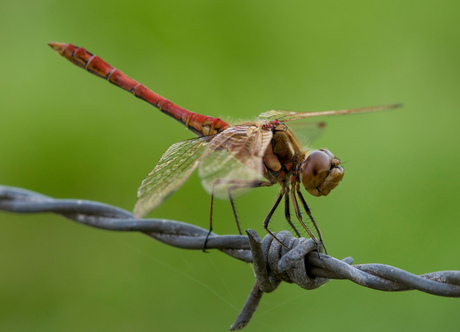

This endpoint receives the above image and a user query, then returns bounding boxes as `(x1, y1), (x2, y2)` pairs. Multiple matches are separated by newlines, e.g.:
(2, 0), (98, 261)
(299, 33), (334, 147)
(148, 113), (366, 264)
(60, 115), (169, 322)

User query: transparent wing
(257, 103), (401, 123)
(198, 125), (273, 199)
(134, 136), (212, 217)
(286, 121), (326, 146)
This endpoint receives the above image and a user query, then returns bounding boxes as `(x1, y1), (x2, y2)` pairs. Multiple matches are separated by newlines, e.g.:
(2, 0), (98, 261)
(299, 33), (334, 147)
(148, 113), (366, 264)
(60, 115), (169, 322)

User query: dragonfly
(49, 42), (399, 253)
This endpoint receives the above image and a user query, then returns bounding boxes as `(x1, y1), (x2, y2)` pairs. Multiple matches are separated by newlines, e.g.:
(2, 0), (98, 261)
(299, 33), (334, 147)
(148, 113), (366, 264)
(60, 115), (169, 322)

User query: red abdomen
(49, 42), (230, 137)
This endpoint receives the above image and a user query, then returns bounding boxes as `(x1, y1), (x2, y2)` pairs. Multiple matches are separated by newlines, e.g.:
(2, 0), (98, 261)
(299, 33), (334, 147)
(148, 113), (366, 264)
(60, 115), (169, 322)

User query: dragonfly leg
(204, 179), (270, 251)
(284, 193), (301, 237)
(226, 179), (272, 236)
(290, 186), (323, 254)
(227, 185), (243, 236)
(263, 187), (290, 250)
(296, 186), (327, 255)
(204, 182), (217, 252)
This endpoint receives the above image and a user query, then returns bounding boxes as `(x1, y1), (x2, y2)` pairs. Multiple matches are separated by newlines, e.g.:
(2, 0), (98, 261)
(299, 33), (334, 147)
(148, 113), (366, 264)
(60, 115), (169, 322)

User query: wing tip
(133, 197), (155, 218)
(387, 103), (403, 109)
(132, 206), (146, 219)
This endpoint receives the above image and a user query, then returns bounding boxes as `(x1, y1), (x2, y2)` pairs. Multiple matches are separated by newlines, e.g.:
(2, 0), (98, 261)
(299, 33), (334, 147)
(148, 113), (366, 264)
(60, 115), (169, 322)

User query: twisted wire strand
(0, 185), (252, 262)
(1, 185), (459, 331)
(231, 231), (460, 330)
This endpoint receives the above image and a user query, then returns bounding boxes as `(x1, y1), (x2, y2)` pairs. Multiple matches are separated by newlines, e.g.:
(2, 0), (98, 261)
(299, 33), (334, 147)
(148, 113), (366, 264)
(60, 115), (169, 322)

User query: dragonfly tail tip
(48, 42), (67, 53)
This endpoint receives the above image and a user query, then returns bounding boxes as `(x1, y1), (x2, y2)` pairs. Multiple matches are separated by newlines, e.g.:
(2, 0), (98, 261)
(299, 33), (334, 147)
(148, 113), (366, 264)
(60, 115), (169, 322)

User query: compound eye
(320, 148), (334, 159)
(300, 151), (332, 196)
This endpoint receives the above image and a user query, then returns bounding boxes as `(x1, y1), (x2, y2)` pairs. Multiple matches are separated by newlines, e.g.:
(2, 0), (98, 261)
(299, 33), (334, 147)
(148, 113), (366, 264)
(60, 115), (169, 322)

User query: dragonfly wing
(134, 136), (212, 217)
(198, 125), (273, 199)
(257, 103), (401, 123)
(285, 121), (326, 145)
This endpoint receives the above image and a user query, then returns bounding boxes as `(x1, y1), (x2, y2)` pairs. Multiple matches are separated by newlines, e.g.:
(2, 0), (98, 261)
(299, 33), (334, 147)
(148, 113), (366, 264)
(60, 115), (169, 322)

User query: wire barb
(1, 185), (459, 331)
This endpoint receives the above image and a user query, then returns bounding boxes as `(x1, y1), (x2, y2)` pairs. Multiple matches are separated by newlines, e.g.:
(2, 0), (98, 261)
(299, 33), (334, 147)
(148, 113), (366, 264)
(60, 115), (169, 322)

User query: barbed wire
(1, 185), (459, 330)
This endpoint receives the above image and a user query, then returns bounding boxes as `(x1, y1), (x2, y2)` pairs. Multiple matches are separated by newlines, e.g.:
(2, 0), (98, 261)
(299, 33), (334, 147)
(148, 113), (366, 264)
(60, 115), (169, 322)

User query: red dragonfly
(49, 42), (399, 252)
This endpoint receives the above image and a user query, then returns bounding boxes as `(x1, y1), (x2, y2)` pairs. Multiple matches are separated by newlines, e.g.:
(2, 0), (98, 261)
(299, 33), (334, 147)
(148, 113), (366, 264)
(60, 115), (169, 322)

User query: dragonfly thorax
(262, 124), (305, 184)
(300, 149), (344, 197)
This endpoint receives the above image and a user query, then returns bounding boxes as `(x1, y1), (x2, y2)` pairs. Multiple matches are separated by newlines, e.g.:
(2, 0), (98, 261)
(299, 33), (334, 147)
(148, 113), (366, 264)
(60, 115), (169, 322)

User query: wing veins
(134, 136), (211, 217)
(257, 103), (401, 122)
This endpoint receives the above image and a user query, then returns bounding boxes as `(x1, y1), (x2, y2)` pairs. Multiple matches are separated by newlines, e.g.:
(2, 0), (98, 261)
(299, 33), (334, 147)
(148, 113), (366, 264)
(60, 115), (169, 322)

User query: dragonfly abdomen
(49, 42), (230, 137)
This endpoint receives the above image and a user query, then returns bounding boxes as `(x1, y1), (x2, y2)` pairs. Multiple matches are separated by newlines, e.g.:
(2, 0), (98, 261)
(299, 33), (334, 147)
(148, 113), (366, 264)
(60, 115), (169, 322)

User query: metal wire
(1, 185), (459, 330)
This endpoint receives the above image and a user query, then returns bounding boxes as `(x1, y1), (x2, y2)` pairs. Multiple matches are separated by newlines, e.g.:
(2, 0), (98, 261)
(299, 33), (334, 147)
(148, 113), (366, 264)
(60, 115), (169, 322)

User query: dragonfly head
(300, 149), (344, 197)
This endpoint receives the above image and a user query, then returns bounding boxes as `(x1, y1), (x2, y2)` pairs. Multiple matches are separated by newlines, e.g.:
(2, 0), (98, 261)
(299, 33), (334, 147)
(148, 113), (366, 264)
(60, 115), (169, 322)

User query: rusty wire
(1, 185), (459, 330)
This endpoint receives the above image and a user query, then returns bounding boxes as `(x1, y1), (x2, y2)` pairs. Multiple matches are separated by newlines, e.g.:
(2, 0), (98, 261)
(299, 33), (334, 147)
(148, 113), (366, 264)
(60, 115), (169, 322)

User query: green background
(1, 0), (459, 331)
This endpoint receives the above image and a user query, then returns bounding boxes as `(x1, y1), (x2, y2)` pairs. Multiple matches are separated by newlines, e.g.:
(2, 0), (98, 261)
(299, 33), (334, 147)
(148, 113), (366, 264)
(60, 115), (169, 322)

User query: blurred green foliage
(1, 0), (459, 331)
